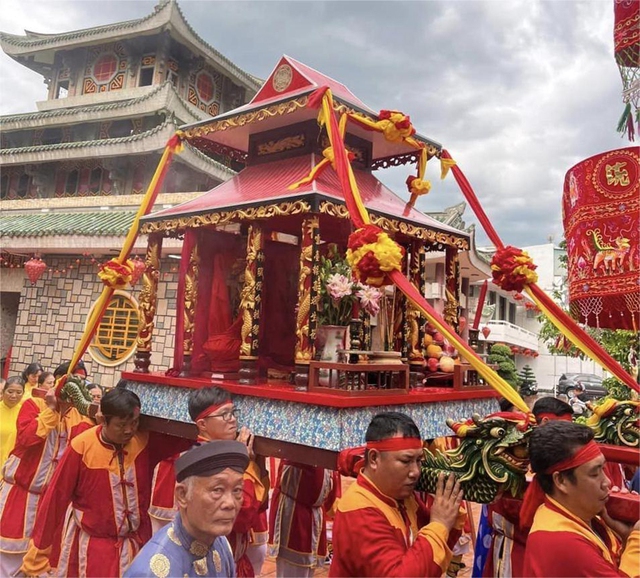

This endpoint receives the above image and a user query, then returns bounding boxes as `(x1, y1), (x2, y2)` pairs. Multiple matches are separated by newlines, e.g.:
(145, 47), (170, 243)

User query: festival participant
(21, 362), (43, 398)
(149, 386), (269, 577)
(37, 371), (55, 390)
(268, 461), (340, 577)
(19, 387), (190, 577)
(125, 440), (249, 577)
(0, 374), (93, 577)
(522, 421), (640, 577)
(0, 377), (24, 468)
(53, 359), (87, 380)
(479, 400), (571, 578)
(329, 412), (464, 577)
(88, 383), (103, 403)
(531, 395), (573, 424)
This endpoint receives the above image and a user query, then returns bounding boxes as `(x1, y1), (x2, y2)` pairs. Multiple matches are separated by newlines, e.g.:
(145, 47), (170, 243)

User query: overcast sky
(0, 0), (631, 248)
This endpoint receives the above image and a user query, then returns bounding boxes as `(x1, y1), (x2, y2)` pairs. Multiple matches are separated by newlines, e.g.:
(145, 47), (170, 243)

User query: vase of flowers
(316, 246), (382, 385)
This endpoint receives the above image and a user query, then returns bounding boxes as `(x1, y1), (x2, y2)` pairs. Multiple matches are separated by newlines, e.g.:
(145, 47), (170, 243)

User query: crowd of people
(0, 364), (637, 577)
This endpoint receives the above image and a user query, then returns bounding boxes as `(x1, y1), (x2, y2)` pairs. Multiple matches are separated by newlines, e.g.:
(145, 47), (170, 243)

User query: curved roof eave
(0, 0), (260, 92)
(0, 82), (207, 131)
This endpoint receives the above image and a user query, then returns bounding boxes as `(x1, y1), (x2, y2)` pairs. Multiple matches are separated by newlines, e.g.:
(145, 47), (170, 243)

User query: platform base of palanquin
(122, 371), (499, 468)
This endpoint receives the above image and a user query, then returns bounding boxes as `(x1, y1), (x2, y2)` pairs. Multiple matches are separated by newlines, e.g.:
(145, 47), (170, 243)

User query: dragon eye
(490, 427), (505, 438)
(623, 408), (632, 416)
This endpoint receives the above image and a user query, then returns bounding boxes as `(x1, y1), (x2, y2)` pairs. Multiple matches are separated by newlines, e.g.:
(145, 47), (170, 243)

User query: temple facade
(0, 0), (260, 385)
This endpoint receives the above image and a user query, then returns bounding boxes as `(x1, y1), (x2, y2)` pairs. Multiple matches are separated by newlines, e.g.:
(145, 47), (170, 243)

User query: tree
(488, 343), (521, 391)
(517, 365), (538, 397)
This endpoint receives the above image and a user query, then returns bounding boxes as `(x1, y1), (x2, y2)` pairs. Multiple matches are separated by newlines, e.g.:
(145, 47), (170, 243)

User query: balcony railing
(478, 320), (539, 350)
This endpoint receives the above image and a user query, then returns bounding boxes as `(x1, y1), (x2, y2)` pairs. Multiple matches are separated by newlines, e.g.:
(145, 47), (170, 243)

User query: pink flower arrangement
(319, 245), (382, 326)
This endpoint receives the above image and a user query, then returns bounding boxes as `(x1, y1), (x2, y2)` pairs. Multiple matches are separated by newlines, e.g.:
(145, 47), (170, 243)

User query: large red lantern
(481, 326), (491, 339)
(563, 147), (639, 330)
(24, 257), (47, 285)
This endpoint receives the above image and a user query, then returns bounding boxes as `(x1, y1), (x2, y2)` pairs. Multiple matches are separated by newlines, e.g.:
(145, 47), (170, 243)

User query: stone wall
(9, 256), (178, 388)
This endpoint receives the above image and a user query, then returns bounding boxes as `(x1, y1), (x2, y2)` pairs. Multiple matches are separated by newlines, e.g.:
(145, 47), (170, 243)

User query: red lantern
(513, 293), (524, 301)
(563, 147), (639, 330)
(533, 351), (540, 358)
(130, 258), (146, 286)
(510, 345), (520, 355)
(24, 257), (47, 285)
(481, 326), (491, 339)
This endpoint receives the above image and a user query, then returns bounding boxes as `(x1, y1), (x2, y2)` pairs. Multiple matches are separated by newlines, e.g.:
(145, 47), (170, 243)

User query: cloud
(0, 0), (630, 249)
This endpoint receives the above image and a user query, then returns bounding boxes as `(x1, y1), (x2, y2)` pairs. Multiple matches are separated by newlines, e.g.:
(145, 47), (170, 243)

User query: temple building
(0, 0), (260, 384)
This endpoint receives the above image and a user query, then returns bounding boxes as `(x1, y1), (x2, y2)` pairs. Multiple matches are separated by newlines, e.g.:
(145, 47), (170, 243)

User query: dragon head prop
(416, 412), (534, 503)
(587, 399), (639, 447)
(58, 374), (93, 417)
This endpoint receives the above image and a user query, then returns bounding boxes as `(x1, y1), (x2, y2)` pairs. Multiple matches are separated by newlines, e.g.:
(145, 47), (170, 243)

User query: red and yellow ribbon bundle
(490, 246), (538, 293)
(346, 225), (404, 287)
(98, 259), (134, 289)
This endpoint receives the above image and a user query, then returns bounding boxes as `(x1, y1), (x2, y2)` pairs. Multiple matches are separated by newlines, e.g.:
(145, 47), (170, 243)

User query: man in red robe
(19, 387), (189, 577)
(522, 420), (639, 577)
(0, 383), (93, 577)
(329, 411), (464, 577)
(149, 386), (269, 577)
(268, 461), (339, 577)
(481, 397), (574, 578)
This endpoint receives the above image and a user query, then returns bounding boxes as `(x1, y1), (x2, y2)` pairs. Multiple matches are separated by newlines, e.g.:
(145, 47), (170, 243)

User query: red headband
(366, 437), (423, 452)
(537, 412), (573, 423)
(521, 440), (603, 528)
(543, 440), (602, 474)
(195, 400), (232, 423)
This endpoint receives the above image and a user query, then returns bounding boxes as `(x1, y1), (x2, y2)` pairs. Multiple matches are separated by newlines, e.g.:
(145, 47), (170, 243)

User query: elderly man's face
(177, 468), (244, 542)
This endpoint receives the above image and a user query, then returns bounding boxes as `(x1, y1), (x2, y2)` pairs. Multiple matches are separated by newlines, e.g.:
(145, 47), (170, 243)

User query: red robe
(149, 441), (269, 577)
(268, 461), (339, 569)
(0, 398), (92, 556)
(329, 473), (461, 577)
(20, 426), (188, 578)
(482, 496), (528, 578)
(522, 496), (640, 577)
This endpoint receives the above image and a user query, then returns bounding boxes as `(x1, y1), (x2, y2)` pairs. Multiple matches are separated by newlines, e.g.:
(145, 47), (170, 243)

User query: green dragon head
(587, 399), (639, 447)
(59, 374), (93, 417)
(416, 412), (534, 503)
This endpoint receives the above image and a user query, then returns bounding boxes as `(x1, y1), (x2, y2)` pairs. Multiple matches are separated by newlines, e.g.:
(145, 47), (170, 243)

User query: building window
(89, 167), (104, 194)
(0, 174), (9, 199)
(56, 81), (69, 99)
(196, 71), (214, 103)
(93, 53), (118, 83)
(42, 128), (63, 146)
(139, 66), (154, 87)
(65, 170), (80, 195)
(167, 70), (179, 87)
(89, 291), (140, 366)
(16, 174), (30, 199)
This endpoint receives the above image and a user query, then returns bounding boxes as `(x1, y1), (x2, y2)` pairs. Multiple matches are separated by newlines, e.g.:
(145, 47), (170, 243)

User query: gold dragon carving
(136, 235), (162, 352)
(317, 201), (469, 250)
(295, 217), (319, 363)
(239, 226), (263, 357)
(183, 241), (200, 356)
(140, 201), (311, 235)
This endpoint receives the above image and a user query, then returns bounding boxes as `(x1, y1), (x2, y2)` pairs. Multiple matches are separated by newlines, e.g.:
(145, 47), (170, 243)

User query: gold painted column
(444, 247), (460, 330)
(134, 234), (163, 373)
(294, 216), (320, 389)
(408, 242), (427, 386)
(181, 240), (200, 377)
(238, 225), (264, 384)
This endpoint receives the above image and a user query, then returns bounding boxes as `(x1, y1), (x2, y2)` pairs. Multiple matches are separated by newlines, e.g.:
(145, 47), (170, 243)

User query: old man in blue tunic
(125, 440), (249, 577)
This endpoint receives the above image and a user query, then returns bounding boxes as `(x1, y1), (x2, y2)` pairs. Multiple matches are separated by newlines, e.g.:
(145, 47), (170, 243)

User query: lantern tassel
(616, 102), (632, 138)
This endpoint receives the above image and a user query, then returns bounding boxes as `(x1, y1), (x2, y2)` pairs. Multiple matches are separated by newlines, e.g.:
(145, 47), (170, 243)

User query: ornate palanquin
(125, 56), (498, 460)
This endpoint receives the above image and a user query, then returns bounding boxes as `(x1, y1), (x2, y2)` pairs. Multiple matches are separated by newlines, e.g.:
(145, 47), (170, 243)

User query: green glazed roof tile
(0, 210), (137, 237)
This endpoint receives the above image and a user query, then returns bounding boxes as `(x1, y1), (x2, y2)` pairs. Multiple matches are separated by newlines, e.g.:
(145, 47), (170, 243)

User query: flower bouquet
(318, 245), (381, 327)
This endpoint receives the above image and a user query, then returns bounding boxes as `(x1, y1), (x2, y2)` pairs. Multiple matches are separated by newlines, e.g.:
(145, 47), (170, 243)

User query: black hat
(175, 440), (249, 483)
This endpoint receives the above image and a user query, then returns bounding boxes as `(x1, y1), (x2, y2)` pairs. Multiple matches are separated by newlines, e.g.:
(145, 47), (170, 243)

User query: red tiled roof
(142, 154), (466, 237)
